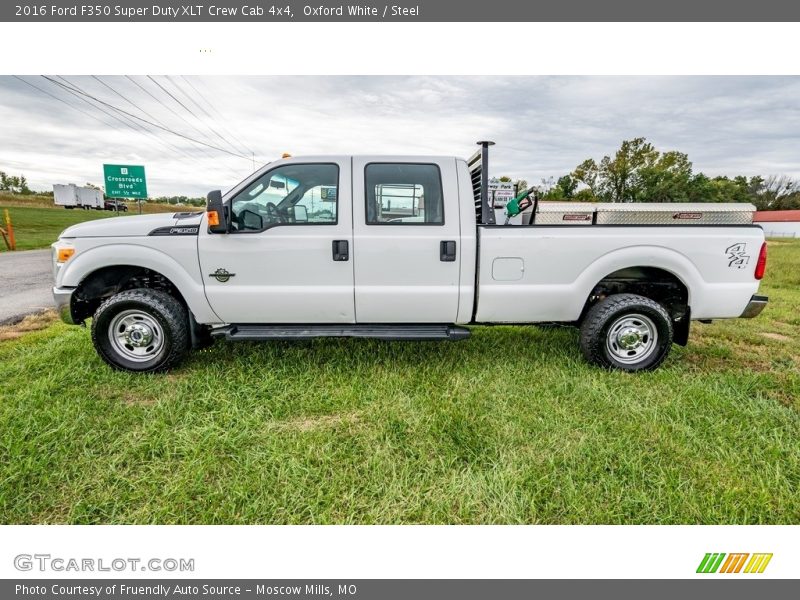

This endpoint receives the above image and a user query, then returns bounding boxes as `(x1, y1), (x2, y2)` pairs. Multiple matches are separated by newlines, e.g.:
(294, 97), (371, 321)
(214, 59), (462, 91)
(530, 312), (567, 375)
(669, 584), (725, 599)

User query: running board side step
(211, 324), (471, 342)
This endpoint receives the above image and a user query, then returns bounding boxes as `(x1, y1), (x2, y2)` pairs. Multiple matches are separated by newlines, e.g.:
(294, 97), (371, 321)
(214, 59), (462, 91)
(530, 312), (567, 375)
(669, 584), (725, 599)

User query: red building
(754, 210), (800, 238)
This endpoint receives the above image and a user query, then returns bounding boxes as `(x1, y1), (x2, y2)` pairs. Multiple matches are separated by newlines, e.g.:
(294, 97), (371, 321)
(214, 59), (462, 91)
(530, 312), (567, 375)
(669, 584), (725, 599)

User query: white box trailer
(53, 184), (79, 208)
(53, 184), (104, 210)
(76, 186), (104, 209)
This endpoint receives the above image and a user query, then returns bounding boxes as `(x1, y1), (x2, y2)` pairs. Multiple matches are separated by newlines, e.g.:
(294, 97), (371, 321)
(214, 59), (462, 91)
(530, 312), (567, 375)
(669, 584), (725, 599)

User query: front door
(351, 158), (462, 323)
(198, 160), (355, 323)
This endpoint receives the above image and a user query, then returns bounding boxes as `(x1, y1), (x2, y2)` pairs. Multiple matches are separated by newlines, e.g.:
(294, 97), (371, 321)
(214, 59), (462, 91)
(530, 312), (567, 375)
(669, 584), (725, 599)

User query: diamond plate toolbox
(593, 203), (755, 225)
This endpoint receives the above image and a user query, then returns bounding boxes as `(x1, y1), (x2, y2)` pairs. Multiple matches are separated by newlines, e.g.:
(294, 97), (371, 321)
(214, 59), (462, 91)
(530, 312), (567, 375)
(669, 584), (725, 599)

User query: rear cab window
(365, 163), (444, 225)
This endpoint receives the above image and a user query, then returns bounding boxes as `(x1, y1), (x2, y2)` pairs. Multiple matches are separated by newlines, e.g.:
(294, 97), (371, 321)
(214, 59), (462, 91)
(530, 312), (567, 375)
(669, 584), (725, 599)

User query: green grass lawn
(0, 205), (118, 251)
(0, 196), (180, 251)
(0, 241), (798, 524)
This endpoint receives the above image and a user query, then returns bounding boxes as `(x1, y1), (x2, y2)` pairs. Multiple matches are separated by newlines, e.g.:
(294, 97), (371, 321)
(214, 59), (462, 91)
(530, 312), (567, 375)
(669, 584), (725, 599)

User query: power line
(88, 76), (219, 164)
(123, 76), (256, 174)
(126, 74), (187, 122)
(165, 75), (252, 158)
(119, 76), (242, 167)
(111, 77), (249, 179)
(54, 76), (203, 166)
(123, 75), (241, 168)
(170, 75), (255, 158)
(100, 76), (250, 180)
(145, 75), (242, 157)
(54, 76), (209, 169)
(13, 75), (132, 135)
(153, 75), (256, 172)
(181, 75), (256, 160)
(92, 75), (172, 130)
(42, 75), (252, 161)
(17, 75), (251, 189)
(168, 76), (218, 122)
(58, 76), (158, 133)
(147, 75), (200, 121)
(85, 76), (232, 166)
(12, 75), (252, 197)
(47, 77), (250, 183)
(15, 75), (217, 191)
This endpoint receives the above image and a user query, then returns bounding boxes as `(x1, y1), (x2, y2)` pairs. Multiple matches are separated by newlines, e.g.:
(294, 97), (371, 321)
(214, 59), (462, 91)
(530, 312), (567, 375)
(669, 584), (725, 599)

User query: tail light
(754, 242), (767, 280)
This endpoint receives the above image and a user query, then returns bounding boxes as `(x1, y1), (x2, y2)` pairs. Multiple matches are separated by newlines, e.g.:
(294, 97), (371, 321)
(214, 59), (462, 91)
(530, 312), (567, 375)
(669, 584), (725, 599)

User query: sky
(0, 75), (798, 197)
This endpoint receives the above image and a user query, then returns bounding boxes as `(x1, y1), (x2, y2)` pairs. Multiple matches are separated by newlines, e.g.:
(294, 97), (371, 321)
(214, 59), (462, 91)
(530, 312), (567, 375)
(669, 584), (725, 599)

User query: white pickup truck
(51, 143), (768, 373)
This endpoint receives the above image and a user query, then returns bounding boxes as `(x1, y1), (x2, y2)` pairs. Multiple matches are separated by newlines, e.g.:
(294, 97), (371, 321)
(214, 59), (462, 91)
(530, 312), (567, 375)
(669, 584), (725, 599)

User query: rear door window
(365, 163), (444, 225)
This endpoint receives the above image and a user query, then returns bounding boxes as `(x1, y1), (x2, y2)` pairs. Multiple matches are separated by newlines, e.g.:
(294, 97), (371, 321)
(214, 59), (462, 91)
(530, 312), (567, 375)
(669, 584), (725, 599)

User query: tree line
(6, 142), (800, 211)
(536, 138), (800, 211)
(0, 171), (33, 194)
(0, 170), (205, 206)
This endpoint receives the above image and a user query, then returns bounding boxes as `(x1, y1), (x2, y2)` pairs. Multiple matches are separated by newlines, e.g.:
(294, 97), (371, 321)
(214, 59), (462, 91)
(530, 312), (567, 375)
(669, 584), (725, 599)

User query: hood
(59, 212), (204, 239)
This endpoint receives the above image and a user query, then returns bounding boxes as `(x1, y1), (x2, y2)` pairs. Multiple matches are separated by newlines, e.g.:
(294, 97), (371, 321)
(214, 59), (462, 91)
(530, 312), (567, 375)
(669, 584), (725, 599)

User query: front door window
(231, 163), (339, 231)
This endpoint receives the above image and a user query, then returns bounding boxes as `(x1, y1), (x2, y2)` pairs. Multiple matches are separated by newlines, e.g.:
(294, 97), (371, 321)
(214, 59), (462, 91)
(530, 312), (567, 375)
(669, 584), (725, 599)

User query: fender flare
(572, 244), (701, 316)
(59, 243), (219, 323)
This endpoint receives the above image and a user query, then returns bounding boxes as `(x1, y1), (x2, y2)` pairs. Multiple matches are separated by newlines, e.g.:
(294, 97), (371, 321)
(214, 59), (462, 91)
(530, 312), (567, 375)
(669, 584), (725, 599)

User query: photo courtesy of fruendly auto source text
(0, 1), (798, 597)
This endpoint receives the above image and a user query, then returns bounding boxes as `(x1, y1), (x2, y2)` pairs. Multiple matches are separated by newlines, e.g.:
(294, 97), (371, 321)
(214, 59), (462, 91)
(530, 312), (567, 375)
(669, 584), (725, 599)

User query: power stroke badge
(209, 268), (236, 283)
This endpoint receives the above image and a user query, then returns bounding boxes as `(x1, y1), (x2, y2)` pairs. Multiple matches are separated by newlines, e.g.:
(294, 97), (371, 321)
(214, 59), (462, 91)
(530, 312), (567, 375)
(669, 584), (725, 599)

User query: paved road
(0, 249), (53, 324)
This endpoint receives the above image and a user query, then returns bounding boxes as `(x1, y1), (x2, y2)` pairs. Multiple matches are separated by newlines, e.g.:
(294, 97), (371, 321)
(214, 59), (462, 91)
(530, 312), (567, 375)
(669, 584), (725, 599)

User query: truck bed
(474, 223), (764, 323)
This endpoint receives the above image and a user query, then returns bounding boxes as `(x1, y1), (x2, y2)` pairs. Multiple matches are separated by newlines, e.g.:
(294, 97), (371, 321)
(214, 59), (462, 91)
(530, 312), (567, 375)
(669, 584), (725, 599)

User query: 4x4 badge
(209, 268), (236, 283)
(725, 243), (750, 269)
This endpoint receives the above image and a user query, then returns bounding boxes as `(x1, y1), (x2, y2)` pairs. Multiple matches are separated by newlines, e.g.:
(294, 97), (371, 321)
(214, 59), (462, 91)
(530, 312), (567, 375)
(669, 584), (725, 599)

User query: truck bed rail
(467, 141), (496, 225)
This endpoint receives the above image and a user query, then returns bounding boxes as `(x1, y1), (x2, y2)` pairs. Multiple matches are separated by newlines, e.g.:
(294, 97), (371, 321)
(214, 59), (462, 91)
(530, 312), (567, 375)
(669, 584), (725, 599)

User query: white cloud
(0, 75), (798, 197)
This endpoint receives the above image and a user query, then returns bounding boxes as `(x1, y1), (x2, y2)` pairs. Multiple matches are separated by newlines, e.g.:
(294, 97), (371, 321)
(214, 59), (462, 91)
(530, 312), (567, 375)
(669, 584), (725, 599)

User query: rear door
(351, 158), (462, 323)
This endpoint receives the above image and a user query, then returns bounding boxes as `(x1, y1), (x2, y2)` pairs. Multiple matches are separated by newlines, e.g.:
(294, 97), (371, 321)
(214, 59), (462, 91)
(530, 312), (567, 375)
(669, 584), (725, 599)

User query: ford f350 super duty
(51, 143), (768, 373)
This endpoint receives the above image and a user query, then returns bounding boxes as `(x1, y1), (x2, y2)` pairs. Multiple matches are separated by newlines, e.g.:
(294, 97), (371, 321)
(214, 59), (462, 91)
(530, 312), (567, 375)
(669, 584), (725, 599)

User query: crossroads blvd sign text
(103, 164), (147, 199)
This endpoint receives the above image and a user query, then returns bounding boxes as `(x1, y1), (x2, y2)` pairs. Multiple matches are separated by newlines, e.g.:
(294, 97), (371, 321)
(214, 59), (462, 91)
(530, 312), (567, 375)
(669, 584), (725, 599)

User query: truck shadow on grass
(185, 324), (586, 375)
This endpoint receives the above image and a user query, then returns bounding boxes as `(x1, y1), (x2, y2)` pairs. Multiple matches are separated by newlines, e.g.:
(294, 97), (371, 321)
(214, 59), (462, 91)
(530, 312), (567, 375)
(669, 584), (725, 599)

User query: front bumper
(52, 286), (76, 324)
(740, 294), (768, 319)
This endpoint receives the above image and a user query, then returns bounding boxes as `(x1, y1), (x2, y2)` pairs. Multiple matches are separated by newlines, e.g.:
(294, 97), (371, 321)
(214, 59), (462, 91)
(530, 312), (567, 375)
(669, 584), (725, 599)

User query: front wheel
(91, 289), (190, 373)
(580, 293), (673, 372)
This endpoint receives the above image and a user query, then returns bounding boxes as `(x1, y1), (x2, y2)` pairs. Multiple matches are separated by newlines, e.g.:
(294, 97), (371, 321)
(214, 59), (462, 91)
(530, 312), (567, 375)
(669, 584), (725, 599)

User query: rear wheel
(91, 289), (190, 373)
(580, 293), (673, 372)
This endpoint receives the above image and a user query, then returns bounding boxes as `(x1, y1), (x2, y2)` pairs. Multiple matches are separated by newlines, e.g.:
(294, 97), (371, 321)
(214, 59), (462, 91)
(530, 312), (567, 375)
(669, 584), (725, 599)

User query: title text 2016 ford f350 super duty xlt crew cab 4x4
(51, 142), (768, 373)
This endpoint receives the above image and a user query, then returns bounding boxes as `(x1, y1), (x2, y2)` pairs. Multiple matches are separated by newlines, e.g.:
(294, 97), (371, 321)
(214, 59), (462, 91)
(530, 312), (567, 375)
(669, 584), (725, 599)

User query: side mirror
(292, 205), (308, 222)
(240, 208), (263, 230)
(206, 190), (230, 234)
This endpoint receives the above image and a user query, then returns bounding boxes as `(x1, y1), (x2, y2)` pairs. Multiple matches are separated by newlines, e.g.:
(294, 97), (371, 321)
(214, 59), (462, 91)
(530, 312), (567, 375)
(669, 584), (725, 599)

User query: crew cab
(51, 143), (768, 373)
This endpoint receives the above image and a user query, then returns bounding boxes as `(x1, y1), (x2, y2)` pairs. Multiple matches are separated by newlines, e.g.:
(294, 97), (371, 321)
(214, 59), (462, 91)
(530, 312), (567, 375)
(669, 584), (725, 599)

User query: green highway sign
(103, 164), (148, 199)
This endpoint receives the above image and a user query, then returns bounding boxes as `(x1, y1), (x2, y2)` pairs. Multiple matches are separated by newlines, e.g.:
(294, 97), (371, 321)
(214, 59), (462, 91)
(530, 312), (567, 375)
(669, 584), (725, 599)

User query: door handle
(332, 240), (349, 261)
(440, 240), (457, 262)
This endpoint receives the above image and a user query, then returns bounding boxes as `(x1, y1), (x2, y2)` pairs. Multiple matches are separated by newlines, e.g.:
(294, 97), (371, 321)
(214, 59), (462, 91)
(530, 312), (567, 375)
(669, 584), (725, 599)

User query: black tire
(580, 293), (673, 372)
(91, 288), (190, 373)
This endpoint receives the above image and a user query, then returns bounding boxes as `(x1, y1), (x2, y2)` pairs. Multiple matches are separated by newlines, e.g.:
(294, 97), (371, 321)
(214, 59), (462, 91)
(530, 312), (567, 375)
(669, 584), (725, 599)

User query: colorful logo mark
(696, 553), (773, 574)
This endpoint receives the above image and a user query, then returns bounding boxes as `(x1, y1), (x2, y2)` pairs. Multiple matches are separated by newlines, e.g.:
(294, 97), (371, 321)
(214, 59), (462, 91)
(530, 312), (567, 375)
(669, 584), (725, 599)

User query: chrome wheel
(108, 309), (165, 362)
(605, 313), (658, 365)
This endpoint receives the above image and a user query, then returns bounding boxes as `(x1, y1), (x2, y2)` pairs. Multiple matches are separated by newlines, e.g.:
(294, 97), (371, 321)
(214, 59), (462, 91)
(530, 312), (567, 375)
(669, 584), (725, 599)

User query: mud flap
(673, 307), (691, 347)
